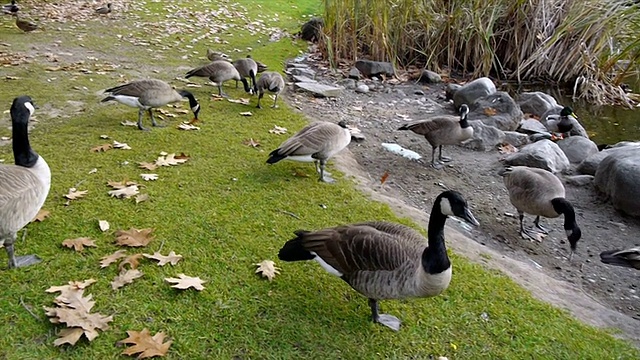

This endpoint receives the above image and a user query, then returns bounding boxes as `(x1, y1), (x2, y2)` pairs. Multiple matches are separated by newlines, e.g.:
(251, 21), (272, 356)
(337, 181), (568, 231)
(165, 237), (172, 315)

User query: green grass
(0, 1), (638, 359)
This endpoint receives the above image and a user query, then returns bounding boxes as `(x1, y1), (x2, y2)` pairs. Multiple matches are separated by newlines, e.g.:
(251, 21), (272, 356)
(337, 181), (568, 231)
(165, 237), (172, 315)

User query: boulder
(540, 106), (589, 138)
(518, 119), (549, 135)
(294, 83), (342, 97)
(468, 92), (523, 131)
(452, 77), (496, 109)
(503, 131), (529, 147)
(517, 92), (558, 117)
(504, 139), (570, 173)
(577, 141), (640, 175)
(594, 146), (640, 217)
(336, 78), (356, 90)
(418, 70), (441, 84)
(565, 175), (594, 187)
(556, 136), (598, 164)
(463, 120), (505, 151)
(445, 83), (461, 101)
(300, 17), (324, 42)
(289, 67), (316, 78)
(355, 60), (394, 78)
(348, 67), (361, 80)
(292, 75), (316, 83)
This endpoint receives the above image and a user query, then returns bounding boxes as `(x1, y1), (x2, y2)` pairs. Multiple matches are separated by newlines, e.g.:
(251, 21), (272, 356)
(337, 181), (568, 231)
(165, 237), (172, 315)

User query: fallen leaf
(143, 251), (183, 266)
(121, 121), (138, 127)
(53, 327), (84, 346)
(64, 188), (88, 200)
(113, 140), (132, 150)
(140, 174), (158, 181)
(242, 138), (260, 148)
(155, 153), (188, 167)
(138, 162), (158, 171)
(135, 194), (150, 204)
(119, 254), (144, 271)
(293, 170), (309, 178)
(239, 111), (253, 116)
(119, 328), (172, 359)
(107, 180), (138, 189)
(62, 237), (97, 252)
(177, 123), (200, 130)
(380, 171), (390, 185)
(108, 185), (139, 199)
(98, 220), (110, 232)
(227, 98), (250, 105)
(115, 228), (155, 247)
(100, 250), (127, 268)
(88, 168), (98, 174)
(269, 125), (287, 134)
(498, 143), (518, 154)
(483, 107), (497, 116)
(31, 209), (51, 222)
(91, 143), (113, 152)
(111, 269), (143, 290)
(164, 274), (206, 291)
(255, 260), (280, 281)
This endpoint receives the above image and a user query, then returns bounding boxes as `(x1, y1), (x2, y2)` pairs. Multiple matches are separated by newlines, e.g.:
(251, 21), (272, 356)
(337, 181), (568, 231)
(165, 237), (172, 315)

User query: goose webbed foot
(137, 124), (150, 131)
(12, 254), (42, 268)
(533, 216), (549, 234)
(430, 161), (444, 170)
(369, 298), (401, 331)
(520, 228), (544, 242)
(439, 156), (452, 163)
(318, 175), (336, 183)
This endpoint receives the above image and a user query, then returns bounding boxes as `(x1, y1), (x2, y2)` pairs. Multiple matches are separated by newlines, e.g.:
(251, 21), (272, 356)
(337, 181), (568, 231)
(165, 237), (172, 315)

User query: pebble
(355, 84), (369, 93)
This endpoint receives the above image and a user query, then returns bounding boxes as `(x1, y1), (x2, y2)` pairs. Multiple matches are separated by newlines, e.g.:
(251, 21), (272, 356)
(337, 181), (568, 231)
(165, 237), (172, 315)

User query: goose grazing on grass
(95, 3), (111, 15)
(500, 166), (581, 258)
(1, 96), (51, 269)
(266, 120), (351, 183)
(278, 190), (479, 331)
(2, 0), (18, 15)
(544, 106), (577, 138)
(398, 104), (472, 169)
(101, 79), (200, 131)
(15, 14), (37, 32)
(256, 71), (285, 109)
(233, 56), (258, 94)
(185, 60), (243, 97)
(600, 247), (640, 270)
(206, 49), (231, 62)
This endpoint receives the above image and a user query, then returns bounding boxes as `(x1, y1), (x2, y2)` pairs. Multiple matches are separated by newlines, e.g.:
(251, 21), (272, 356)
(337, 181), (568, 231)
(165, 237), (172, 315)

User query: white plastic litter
(381, 143), (422, 160)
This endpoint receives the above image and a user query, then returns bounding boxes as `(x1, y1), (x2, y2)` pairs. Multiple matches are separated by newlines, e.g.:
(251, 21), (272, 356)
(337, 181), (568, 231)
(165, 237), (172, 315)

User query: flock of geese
(1, 4), (638, 333)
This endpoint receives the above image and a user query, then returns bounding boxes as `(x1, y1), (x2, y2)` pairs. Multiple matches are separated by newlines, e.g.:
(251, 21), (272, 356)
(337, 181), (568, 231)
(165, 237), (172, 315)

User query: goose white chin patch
(24, 102), (35, 116)
(310, 251), (343, 277)
(440, 198), (453, 216)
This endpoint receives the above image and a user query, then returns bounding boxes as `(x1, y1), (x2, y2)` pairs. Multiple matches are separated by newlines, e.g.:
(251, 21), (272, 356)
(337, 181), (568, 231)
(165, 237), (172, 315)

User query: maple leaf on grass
(269, 125), (287, 135)
(109, 185), (140, 199)
(31, 209), (50, 222)
(140, 173), (158, 181)
(108, 180), (138, 189)
(111, 269), (143, 290)
(91, 143), (113, 152)
(64, 188), (88, 200)
(255, 260), (280, 281)
(177, 123), (200, 131)
(143, 251), (183, 266)
(138, 162), (158, 171)
(62, 237), (97, 252)
(54, 327), (84, 346)
(155, 153), (188, 167)
(119, 328), (172, 359)
(115, 228), (155, 247)
(100, 250), (127, 268)
(135, 194), (150, 204)
(165, 274), (206, 291)
(242, 138), (260, 148)
(119, 254), (144, 271)
(113, 140), (132, 150)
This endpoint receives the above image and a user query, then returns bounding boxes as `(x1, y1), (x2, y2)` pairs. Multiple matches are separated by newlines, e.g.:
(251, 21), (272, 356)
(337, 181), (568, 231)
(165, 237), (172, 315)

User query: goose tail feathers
(278, 230), (315, 262)
(266, 149), (287, 164)
(101, 95), (116, 103)
(600, 250), (634, 269)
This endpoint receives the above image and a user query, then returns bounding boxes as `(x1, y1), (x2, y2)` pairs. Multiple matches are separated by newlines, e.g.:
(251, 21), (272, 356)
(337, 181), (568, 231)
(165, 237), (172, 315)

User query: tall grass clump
(321, 0), (640, 106)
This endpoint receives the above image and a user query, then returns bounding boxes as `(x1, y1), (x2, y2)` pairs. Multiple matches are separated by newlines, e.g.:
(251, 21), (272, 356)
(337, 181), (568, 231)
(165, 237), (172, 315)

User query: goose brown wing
(105, 79), (170, 97)
(276, 122), (342, 156)
(398, 117), (456, 135)
(0, 167), (43, 232)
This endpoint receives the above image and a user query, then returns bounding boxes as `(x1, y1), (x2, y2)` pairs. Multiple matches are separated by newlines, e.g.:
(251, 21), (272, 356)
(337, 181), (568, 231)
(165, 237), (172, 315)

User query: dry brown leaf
(380, 171), (390, 185)
(31, 209), (51, 222)
(498, 143), (518, 154)
(483, 107), (497, 116)
(242, 138), (260, 148)
(119, 328), (172, 359)
(111, 269), (143, 290)
(64, 188), (88, 200)
(140, 174), (158, 181)
(121, 120), (138, 127)
(164, 274), (206, 291)
(227, 98), (250, 105)
(62, 237), (97, 252)
(108, 185), (140, 199)
(113, 140), (132, 150)
(135, 194), (150, 204)
(115, 228), (155, 247)
(91, 143), (113, 152)
(138, 162), (158, 171)
(53, 327), (84, 346)
(119, 254), (144, 271)
(143, 251), (183, 266)
(177, 123), (200, 130)
(239, 111), (253, 116)
(255, 260), (280, 281)
(100, 250), (127, 268)
(107, 180), (138, 189)
(46, 279), (97, 294)
(98, 220), (110, 232)
(269, 125), (287, 134)
(155, 153), (188, 167)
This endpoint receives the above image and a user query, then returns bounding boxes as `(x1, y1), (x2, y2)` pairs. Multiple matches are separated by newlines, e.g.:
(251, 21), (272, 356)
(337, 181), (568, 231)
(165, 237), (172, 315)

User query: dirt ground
(284, 60), (640, 345)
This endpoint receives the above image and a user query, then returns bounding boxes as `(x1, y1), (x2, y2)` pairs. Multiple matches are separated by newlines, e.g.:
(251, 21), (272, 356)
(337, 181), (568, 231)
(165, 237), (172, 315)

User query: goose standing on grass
(544, 106), (577, 138)
(600, 247), (640, 270)
(256, 71), (285, 109)
(2, 0), (18, 15)
(185, 60), (243, 97)
(398, 104), (473, 169)
(206, 49), (232, 62)
(101, 79), (200, 131)
(95, 3), (112, 15)
(278, 190), (479, 331)
(0, 96), (51, 269)
(233, 56), (258, 94)
(500, 166), (581, 258)
(14, 13), (37, 32)
(266, 120), (352, 183)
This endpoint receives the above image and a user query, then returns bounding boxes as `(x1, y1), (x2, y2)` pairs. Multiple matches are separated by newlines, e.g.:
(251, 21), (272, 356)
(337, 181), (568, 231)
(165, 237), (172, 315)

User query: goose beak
(461, 207), (479, 226)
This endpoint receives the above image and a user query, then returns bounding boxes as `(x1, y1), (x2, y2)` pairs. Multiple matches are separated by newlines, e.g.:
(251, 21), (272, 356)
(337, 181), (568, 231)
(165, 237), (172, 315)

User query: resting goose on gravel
(101, 79), (200, 131)
(278, 190), (479, 331)
(185, 60), (244, 97)
(256, 71), (285, 109)
(1, 96), (51, 269)
(500, 166), (581, 258)
(544, 106), (576, 138)
(95, 3), (111, 15)
(266, 120), (351, 183)
(233, 56), (258, 94)
(398, 104), (472, 169)
(600, 247), (640, 270)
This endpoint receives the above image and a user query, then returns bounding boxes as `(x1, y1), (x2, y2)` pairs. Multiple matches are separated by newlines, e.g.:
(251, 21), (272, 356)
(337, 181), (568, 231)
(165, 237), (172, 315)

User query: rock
(418, 70), (441, 83)
(468, 92), (523, 131)
(503, 131), (529, 147)
(463, 120), (505, 151)
(348, 67), (361, 80)
(518, 119), (549, 135)
(354, 60), (394, 78)
(529, 133), (552, 143)
(445, 83), (461, 101)
(577, 141), (640, 175)
(355, 84), (369, 93)
(336, 78), (356, 90)
(452, 77), (496, 109)
(414, 90), (425, 96)
(556, 136), (599, 164)
(289, 67), (316, 78)
(300, 17), (324, 42)
(594, 146), (640, 217)
(565, 175), (594, 187)
(504, 139), (570, 173)
(292, 75), (317, 83)
(294, 83), (342, 98)
(517, 92), (558, 117)
(540, 107), (589, 138)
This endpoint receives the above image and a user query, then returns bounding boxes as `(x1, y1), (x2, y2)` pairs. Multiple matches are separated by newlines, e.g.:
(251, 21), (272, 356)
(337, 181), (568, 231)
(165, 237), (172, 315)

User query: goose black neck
(551, 198), (576, 230)
(11, 111), (38, 168)
(423, 198), (451, 274)
(459, 113), (470, 129)
(179, 90), (197, 107)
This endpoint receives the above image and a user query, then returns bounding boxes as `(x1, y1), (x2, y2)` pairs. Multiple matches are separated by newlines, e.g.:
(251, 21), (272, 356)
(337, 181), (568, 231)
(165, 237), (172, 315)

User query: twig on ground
(277, 209), (300, 220)
(19, 296), (42, 321)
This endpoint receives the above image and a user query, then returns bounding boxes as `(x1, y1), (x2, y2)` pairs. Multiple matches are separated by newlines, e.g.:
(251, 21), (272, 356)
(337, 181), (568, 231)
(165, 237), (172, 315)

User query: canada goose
(500, 166), (581, 258)
(185, 60), (243, 97)
(101, 79), (200, 131)
(2, 0), (18, 15)
(206, 49), (232, 62)
(233, 57), (258, 94)
(266, 120), (351, 183)
(600, 247), (640, 270)
(398, 104), (473, 169)
(256, 71), (285, 109)
(95, 3), (111, 15)
(278, 190), (479, 331)
(251, 55), (268, 73)
(15, 14), (37, 33)
(544, 106), (576, 138)
(0, 96), (51, 269)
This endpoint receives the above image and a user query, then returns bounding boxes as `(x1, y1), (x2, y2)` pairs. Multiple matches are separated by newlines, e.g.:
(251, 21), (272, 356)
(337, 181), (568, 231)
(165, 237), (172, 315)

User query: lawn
(0, 0), (638, 359)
